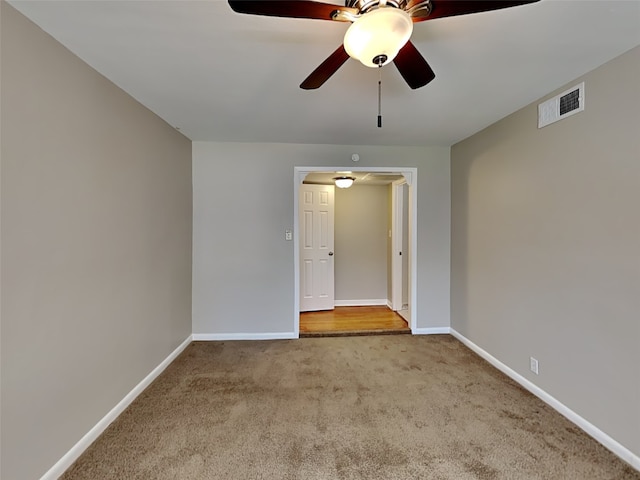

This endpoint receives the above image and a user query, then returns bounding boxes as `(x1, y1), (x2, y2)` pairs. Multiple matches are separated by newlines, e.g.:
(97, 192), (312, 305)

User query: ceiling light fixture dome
(334, 176), (356, 188)
(343, 6), (413, 68)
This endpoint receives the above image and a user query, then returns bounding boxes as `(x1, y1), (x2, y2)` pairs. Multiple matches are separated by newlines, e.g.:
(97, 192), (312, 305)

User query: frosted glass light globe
(334, 177), (355, 188)
(344, 7), (413, 68)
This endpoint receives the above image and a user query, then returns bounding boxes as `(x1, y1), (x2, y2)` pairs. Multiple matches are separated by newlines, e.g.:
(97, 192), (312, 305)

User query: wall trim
(40, 335), (193, 480)
(192, 332), (298, 341)
(450, 329), (640, 472)
(413, 327), (451, 335)
(334, 299), (388, 307)
(294, 166), (419, 336)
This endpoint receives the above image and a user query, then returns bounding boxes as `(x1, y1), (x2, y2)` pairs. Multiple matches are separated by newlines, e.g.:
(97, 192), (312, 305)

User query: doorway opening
(293, 167), (417, 337)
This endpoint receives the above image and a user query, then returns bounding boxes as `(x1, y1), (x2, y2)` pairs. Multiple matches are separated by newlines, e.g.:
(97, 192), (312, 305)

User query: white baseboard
(412, 327), (451, 335)
(334, 299), (388, 307)
(450, 329), (640, 472)
(40, 335), (193, 480)
(192, 332), (297, 341)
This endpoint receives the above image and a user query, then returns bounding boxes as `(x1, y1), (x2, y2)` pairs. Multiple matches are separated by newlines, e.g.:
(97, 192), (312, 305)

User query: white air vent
(538, 82), (585, 128)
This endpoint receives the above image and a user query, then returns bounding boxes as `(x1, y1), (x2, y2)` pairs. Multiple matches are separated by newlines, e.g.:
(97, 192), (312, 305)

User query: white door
(391, 181), (404, 311)
(391, 180), (410, 321)
(299, 184), (335, 312)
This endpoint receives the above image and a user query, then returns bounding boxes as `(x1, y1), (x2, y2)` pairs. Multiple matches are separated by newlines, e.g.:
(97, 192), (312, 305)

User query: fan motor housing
(345, 0), (433, 18)
(346, 0), (407, 14)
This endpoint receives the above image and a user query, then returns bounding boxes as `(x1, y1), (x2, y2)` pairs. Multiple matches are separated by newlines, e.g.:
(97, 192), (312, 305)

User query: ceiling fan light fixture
(334, 176), (356, 188)
(343, 7), (413, 68)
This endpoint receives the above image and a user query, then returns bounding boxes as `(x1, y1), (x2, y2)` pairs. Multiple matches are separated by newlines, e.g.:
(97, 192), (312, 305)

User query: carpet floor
(61, 335), (639, 479)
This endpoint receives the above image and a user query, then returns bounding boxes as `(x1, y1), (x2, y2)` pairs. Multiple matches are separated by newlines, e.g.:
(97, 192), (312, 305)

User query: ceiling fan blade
(228, 1), (358, 21)
(393, 41), (436, 90)
(410, 0), (540, 22)
(300, 45), (350, 90)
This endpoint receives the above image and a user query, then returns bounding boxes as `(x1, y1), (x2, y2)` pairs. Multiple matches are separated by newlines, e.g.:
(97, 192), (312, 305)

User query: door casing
(293, 167), (417, 337)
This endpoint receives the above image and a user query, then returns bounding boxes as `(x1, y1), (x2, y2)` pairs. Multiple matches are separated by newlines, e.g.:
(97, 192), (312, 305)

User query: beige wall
(451, 46), (640, 459)
(0, 4), (193, 479)
(335, 185), (389, 302)
(192, 142), (450, 335)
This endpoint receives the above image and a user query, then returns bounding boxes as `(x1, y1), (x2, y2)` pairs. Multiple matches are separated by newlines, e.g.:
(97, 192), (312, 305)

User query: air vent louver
(538, 82), (585, 128)
(560, 89), (580, 115)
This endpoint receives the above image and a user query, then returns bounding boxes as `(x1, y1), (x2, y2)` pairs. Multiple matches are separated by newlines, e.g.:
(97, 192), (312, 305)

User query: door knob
(328, 251), (334, 256)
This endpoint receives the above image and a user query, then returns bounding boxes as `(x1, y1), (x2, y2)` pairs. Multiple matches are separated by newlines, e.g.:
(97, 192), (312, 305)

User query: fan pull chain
(377, 60), (383, 128)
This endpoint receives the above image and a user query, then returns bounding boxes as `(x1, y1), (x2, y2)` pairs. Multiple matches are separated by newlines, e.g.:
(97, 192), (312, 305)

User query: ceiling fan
(228, 0), (540, 90)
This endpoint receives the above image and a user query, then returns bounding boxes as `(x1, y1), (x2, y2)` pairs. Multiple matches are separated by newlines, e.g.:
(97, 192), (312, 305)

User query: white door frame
(293, 166), (418, 337)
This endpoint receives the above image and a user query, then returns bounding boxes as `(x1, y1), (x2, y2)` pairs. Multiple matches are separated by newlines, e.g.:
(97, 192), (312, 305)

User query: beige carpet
(61, 335), (639, 479)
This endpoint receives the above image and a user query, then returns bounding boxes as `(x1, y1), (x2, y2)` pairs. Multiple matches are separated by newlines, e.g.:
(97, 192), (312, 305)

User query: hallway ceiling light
(334, 176), (355, 188)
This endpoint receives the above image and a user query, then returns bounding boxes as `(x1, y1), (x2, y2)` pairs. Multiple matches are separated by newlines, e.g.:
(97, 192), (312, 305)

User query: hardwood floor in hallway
(299, 305), (410, 337)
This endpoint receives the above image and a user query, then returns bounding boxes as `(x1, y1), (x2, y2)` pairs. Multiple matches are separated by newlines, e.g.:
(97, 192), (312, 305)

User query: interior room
(1, 0), (639, 478)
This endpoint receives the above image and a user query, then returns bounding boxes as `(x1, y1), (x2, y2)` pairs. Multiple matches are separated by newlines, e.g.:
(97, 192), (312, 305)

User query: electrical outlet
(285, 229), (292, 241)
(530, 357), (539, 375)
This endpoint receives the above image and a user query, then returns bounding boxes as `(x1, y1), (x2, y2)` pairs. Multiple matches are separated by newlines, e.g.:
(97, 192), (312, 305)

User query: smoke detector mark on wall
(538, 82), (585, 128)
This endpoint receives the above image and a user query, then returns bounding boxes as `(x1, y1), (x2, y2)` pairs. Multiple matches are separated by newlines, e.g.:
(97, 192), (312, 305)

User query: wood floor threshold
(299, 306), (410, 337)
(300, 328), (411, 338)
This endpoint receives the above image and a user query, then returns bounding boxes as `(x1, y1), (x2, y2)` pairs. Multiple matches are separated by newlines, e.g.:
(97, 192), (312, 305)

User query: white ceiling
(9, 0), (640, 147)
